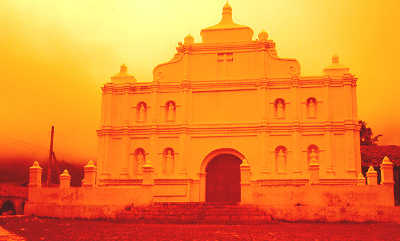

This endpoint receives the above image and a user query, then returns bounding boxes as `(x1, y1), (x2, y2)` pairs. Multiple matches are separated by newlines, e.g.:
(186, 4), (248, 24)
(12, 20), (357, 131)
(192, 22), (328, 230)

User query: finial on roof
(332, 54), (339, 64)
(258, 30), (269, 41)
(111, 64), (136, 83)
(223, 1), (232, 10)
(120, 64), (127, 73)
(221, 1), (233, 24)
(184, 34), (194, 45)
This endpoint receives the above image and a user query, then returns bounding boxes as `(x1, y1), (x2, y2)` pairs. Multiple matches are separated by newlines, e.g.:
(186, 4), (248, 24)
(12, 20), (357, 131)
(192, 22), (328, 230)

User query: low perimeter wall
(251, 184), (400, 223)
(252, 184), (394, 207)
(24, 183), (399, 222)
(25, 185), (151, 219)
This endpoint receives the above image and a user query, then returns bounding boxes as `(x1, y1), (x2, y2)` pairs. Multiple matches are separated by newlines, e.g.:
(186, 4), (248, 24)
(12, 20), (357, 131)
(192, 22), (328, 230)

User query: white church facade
(96, 2), (361, 203)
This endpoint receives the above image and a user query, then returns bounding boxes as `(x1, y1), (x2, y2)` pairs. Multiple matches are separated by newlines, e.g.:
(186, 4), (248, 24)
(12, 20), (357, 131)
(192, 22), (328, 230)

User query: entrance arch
(0, 200), (16, 215)
(199, 148), (247, 203)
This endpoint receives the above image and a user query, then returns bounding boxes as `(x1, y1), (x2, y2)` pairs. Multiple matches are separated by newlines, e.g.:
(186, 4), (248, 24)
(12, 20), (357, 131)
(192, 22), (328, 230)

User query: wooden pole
(47, 126), (54, 186)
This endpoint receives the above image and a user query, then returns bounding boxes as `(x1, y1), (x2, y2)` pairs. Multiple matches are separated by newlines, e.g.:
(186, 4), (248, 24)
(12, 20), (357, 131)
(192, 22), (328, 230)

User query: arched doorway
(206, 154), (242, 203)
(0, 200), (16, 215)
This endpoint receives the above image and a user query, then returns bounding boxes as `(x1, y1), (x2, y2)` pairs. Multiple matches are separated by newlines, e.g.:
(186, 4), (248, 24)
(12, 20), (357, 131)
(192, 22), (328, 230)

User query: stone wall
(24, 160), (398, 221)
(252, 184), (394, 207)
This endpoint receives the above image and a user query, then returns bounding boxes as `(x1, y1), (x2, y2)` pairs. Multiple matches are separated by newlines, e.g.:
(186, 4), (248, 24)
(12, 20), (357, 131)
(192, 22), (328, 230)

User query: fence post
(83, 160), (97, 187)
(366, 166), (378, 186)
(29, 161), (42, 188)
(60, 170), (71, 189)
(381, 156), (394, 185)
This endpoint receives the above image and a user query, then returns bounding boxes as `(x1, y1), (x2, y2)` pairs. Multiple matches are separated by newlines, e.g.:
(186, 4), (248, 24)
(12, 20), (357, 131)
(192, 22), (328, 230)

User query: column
(293, 79), (302, 174)
(101, 135), (111, 179)
(104, 91), (112, 127)
(343, 78), (352, 122)
(122, 88), (129, 126)
(292, 130), (301, 174)
(259, 132), (268, 174)
(345, 130), (356, 175)
(120, 135), (129, 178)
(326, 131), (335, 174)
(180, 51), (191, 177)
(199, 173), (206, 202)
(240, 160), (252, 204)
(141, 164), (154, 205)
(178, 134), (188, 176)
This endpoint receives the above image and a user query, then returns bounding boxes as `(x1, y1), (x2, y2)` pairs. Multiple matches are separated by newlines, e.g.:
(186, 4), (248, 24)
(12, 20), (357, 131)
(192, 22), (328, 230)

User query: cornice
(101, 76), (357, 95)
(96, 121), (360, 136)
(182, 40), (275, 54)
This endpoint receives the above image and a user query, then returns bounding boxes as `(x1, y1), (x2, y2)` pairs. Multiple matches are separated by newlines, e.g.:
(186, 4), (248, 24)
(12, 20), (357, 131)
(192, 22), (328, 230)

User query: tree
(359, 120), (382, 146)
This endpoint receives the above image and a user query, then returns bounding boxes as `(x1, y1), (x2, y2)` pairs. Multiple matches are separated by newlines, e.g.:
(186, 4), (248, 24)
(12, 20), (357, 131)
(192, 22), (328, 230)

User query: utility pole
(47, 126), (54, 186)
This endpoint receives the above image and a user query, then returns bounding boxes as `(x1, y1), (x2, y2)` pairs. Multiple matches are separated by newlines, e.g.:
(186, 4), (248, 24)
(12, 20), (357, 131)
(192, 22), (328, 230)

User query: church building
(96, 2), (361, 203)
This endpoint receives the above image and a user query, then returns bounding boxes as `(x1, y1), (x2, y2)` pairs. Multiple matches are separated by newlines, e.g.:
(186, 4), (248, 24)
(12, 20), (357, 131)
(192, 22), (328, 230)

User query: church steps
(117, 202), (272, 224)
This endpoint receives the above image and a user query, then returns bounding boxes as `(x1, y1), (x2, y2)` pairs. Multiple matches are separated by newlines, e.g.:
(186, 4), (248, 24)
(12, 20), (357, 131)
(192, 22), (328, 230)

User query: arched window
(163, 148), (175, 176)
(165, 101), (176, 122)
(275, 146), (287, 173)
(307, 145), (319, 166)
(136, 102), (147, 122)
(306, 98), (317, 118)
(274, 98), (285, 118)
(134, 148), (146, 176)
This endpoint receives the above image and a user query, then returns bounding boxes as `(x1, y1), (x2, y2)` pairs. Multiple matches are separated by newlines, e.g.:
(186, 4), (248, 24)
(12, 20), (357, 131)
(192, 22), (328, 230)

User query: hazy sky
(1, 0), (399, 164)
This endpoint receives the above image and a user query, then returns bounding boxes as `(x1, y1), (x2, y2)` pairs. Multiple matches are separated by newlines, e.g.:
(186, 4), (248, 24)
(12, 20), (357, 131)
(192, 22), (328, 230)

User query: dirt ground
(1, 216), (400, 241)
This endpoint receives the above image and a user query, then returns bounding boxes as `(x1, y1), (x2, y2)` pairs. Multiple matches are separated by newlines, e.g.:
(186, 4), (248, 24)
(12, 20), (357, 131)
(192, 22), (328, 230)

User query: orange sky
(1, 0), (399, 164)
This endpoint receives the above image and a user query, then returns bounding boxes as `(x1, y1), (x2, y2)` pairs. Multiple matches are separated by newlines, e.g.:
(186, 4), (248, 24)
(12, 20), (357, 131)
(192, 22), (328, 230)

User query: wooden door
(206, 154), (241, 203)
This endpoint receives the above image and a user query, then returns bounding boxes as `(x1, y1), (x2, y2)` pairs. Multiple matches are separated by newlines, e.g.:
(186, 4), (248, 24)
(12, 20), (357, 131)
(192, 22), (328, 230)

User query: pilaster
(104, 91), (112, 127)
(292, 130), (301, 174)
(120, 135), (129, 178)
(240, 160), (252, 204)
(326, 131), (335, 175)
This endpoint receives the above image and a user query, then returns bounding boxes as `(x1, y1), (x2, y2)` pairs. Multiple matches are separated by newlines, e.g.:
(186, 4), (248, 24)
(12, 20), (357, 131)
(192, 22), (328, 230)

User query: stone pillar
(199, 173), (206, 202)
(366, 166), (378, 186)
(240, 160), (252, 204)
(29, 161), (42, 187)
(309, 161), (320, 184)
(60, 170), (71, 189)
(83, 160), (97, 187)
(357, 173), (366, 186)
(381, 156), (394, 185)
(141, 164), (154, 205)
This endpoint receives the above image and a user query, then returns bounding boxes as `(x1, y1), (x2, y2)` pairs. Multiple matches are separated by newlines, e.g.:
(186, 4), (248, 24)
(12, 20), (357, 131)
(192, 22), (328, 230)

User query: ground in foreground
(0, 217), (400, 240)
